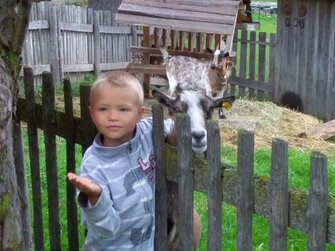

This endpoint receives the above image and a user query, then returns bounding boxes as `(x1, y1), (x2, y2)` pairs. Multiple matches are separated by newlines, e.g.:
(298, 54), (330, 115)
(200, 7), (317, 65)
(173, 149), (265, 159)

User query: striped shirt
(78, 118), (173, 251)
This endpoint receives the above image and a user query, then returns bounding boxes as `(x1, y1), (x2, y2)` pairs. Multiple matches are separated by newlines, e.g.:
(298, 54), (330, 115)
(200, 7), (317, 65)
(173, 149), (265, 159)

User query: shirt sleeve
(77, 158), (121, 239)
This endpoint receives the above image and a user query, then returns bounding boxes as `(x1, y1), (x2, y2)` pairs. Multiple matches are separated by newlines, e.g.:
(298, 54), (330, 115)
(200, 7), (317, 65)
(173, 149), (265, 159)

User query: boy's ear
(137, 106), (145, 121)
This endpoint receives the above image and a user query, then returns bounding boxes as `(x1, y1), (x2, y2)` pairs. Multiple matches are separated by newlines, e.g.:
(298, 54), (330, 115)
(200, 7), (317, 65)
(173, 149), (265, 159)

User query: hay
(216, 98), (335, 156)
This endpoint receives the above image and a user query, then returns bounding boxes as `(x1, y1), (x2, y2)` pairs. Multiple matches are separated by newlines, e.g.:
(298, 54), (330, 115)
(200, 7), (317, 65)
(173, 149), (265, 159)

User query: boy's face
(89, 84), (144, 147)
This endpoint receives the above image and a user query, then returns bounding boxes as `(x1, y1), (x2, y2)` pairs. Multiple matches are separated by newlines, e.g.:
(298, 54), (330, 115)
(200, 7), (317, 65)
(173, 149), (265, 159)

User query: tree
(0, 1), (32, 250)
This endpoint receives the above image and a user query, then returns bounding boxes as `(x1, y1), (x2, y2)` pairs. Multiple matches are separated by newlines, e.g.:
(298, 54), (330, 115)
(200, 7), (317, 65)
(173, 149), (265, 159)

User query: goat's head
(207, 44), (233, 84)
(152, 89), (235, 154)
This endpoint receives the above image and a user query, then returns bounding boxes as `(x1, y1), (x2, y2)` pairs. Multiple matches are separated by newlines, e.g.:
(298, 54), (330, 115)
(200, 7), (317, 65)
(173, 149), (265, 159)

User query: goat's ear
(151, 89), (175, 109)
(213, 96), (236, 108)
(206, 48), (214, 54)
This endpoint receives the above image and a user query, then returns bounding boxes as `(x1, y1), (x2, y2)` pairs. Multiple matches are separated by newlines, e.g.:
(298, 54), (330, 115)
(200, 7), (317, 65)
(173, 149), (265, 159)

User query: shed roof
(115, 0), (241, 35)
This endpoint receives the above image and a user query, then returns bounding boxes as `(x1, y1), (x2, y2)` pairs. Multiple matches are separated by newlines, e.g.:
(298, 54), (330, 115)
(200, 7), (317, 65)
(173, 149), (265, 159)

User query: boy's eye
(120, 107), (129, 112)
(98, 107), (107, 112)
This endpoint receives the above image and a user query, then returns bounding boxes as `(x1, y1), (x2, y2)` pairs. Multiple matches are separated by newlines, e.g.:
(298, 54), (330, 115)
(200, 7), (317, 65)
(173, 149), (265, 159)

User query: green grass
(194, 147), (335, 251)
(22, 129), (86, 250)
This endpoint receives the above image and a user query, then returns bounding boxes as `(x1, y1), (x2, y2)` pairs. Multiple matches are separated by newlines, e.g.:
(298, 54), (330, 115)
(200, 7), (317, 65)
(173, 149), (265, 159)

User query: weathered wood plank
(122, 0), (239, 16)
(269, 139), (288, 251)
(42, 72), (61, 251)
(176, 114), (194, 251)
(206, 121), (222, 251)
(229, 75), (274, 93)
(28, 20), (49, 30)
(63, 78), (79, 251)
(126, 62), (166, 75)
(257, 32), (266, 100)
(238, 30), (247, 98)
(115, 13), (235, 35)
(118, 3), (236, 24)
(248, 31), (256, 98)
(59, 21), (93, 32)
(93, 11), (101, 76)
(62, 63), (94, 72)
(237, 130), (254, 251)
(79, 84), (96, 154)
(308, 152), (328, 251)
(23, 67), (45, 251)
(152, 103), (168, 251)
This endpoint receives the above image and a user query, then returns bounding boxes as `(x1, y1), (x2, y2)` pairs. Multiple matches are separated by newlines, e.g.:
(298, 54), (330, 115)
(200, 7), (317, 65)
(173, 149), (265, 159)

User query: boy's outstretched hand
(67, 172), (102, 206)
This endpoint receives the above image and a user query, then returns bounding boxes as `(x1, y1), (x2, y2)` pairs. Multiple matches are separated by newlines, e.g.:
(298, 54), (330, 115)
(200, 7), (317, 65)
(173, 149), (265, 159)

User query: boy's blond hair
(90, 71), (144, 106)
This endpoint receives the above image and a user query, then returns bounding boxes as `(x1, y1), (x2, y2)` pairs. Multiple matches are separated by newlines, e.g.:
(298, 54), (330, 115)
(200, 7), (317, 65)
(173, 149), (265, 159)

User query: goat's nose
(210, 64), (216, 70)
(192, 131), (205, 141)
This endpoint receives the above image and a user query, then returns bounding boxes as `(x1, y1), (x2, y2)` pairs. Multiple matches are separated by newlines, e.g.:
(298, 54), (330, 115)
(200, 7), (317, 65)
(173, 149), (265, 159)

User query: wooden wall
(275, 0), (335, 121)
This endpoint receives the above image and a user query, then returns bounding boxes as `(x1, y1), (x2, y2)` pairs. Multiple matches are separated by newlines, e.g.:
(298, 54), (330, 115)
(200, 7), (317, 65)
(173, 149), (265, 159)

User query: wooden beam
(115, 13), (235, 35)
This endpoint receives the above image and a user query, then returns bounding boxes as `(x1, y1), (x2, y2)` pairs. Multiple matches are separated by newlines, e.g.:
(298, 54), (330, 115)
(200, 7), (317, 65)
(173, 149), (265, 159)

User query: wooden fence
(23, 2), (141, 84)
(228, 29), (276, 101)
(17, 68), (335, 250)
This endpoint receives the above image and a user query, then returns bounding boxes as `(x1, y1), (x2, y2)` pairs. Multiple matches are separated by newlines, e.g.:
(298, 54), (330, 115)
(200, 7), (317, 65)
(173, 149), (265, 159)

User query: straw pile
(216, 98), (335, 156)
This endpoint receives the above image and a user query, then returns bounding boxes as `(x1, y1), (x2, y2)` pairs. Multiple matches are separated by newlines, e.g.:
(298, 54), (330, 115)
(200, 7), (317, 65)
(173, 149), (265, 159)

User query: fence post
(307, 152), (328, 251)
(206, 121), (222, 251)
(42, 71), (61, 250)
(269, 139), (288, 251)
(24, 67), (45, 251)
(63, 78), (79, 251)
(93, 11), (101, 77)
(152, 103), (167, 250)
(176, 113), (194, 251)
(237, 129), (254, 251)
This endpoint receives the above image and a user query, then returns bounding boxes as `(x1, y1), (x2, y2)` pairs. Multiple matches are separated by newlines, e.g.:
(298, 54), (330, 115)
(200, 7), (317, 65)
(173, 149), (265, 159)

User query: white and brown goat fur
(152, 89), (235, 251)
(160, 43), (233, 98)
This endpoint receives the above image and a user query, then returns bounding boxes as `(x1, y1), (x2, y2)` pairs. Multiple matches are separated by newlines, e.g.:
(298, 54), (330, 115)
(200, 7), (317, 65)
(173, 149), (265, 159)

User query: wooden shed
(275, 0), (335, 121)
(114, 0), (255, 97)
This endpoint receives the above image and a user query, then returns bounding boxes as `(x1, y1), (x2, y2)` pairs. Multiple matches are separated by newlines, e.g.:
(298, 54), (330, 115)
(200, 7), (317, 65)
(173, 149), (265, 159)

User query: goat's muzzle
(210, 64), (217, 70)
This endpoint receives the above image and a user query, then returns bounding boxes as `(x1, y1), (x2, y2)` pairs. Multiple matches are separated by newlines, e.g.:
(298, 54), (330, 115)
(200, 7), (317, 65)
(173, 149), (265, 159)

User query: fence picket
(257, 32), (266, 100)
(23, 67), (44, 251)
(79, 84), (96, 154)
(248, 31), (256, 98)
(176, 114), (194, 251)
(237, 130), (254, 251)
(206, 121), (223, 251)
(269, 139), (288, 251)
(42, 72), (61, 250)
(152, 103), (168, 250)
(308, 152), (328, 251)
(63, 78), (79, 251)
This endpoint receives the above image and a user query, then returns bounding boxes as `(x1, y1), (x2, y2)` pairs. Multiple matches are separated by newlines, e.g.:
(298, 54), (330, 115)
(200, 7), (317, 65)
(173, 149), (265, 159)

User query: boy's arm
(67, 172), (101, 206)
(67, 172), (121, 239)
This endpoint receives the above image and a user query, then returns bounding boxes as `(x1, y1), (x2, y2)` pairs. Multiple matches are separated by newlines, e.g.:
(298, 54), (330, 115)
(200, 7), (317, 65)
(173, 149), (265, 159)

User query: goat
(159, 45), (233, 98)
(152, 89), (235, 250)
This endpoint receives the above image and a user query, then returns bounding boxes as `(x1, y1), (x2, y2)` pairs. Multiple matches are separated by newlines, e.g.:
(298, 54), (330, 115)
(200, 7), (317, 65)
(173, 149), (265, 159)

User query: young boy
(67, 71), (173, 250)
